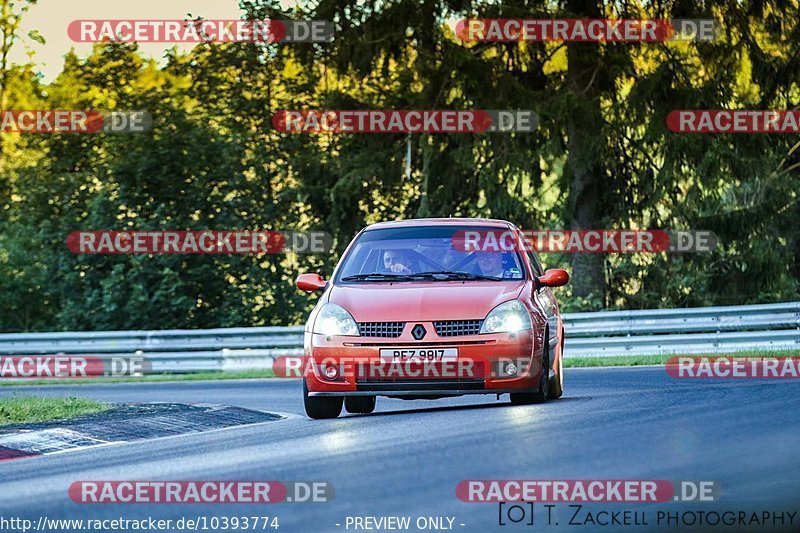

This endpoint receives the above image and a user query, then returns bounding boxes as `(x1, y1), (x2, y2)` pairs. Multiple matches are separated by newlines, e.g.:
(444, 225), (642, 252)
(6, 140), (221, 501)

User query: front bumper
(304, 325), (543, 396)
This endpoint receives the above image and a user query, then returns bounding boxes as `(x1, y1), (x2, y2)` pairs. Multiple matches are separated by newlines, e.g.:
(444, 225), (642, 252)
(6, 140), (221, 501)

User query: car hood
(328, 281), (525, 321)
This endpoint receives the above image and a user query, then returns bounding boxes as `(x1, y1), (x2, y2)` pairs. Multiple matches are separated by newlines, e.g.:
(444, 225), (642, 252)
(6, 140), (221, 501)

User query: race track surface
(1, 367), (798, 532)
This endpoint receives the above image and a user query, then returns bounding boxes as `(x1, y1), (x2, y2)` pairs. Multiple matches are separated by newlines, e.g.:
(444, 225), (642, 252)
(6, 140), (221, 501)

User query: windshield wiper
(342, 271), (504, 282)
(341, 273), (415, 282)
(415, 271), (503, 281)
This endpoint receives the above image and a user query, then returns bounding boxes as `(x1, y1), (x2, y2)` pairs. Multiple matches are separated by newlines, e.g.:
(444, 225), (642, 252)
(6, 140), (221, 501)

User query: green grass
(0, 368), (275, 387)
(564, 355), (669, 367)
(0, 396), (108, 426)
(565, 349), (800, 368)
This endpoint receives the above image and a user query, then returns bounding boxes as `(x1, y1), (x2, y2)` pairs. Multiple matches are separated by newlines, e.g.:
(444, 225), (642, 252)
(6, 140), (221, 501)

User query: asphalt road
(0, 367), (799, 532)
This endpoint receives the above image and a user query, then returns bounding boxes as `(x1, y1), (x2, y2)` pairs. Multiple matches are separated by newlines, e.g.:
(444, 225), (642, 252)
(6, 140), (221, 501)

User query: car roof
(363, 218), (515, 231)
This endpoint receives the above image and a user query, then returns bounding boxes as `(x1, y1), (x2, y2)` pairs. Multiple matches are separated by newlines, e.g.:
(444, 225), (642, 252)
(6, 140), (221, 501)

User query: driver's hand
(390, 263), (410, 273)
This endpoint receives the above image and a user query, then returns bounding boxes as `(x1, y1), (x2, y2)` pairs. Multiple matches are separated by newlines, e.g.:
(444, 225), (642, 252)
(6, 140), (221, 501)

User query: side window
(527, 250), (544, 276)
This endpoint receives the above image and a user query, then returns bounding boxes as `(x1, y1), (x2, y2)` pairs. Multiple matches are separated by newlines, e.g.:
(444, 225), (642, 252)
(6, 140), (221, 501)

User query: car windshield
(336, 225), (526, 282)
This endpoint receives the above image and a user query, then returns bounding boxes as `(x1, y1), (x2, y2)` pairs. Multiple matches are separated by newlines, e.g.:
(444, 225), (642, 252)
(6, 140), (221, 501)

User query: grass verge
(564, 355), (668, 367)
(0, 396), (108, 426)
(0, 369), (275, 387)
(564, 349), (800, 368)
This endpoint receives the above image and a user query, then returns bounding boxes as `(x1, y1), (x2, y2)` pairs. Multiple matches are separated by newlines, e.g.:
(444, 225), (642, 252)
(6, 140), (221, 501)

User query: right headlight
(312, 303), (360, 336)
(480, 300), (532, 334)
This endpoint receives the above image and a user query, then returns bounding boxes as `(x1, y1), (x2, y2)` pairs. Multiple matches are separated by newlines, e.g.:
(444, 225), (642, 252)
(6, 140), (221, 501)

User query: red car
(295, 218), (569, 419)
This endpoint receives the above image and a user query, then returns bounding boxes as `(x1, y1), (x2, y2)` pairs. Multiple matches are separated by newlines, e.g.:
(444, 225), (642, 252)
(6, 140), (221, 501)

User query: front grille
(357, 321), (405, 338)
(434, 320), (483, 337)
(346, 340), (489, 347)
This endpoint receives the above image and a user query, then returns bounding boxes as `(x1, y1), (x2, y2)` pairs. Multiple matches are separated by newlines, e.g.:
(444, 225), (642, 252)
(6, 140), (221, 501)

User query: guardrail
(0, 327), (305, 373)
(0, 302), (797, 372)
(564, 301), (800, 358)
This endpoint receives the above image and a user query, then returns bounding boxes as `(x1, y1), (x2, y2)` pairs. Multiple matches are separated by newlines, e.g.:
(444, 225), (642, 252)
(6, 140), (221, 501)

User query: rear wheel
(345, 396), (376, 414)
(303, 380), (343, 419)
(509, 332), (550, 405)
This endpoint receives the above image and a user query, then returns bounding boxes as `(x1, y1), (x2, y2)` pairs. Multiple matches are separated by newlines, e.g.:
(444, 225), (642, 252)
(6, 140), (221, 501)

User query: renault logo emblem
(411, 324), (427, 340)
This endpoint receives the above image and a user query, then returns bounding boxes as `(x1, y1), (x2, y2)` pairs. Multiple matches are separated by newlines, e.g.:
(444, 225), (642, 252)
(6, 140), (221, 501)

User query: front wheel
(345, 396), (376, 414)
(509, 333), (550, 405)
(303, 380), (343, 419)
(548, 347), (564, 399)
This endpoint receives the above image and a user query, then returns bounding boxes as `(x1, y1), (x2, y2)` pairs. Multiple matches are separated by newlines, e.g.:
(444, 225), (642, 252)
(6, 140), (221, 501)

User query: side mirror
(538, 268), (569, 288)
(296, 273), (327, 292)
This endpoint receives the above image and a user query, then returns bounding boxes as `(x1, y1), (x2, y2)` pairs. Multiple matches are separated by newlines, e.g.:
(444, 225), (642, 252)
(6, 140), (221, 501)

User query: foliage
(0, 0), (798, 331)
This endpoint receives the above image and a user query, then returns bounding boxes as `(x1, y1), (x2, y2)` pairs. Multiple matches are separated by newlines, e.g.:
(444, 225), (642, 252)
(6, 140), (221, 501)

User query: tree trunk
(564, 0), (606, 305)
(417, 134), (431, 217)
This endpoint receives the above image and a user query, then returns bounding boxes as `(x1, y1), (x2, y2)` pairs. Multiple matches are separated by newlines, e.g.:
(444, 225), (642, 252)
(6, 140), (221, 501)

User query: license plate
(379, 348), (458, 362)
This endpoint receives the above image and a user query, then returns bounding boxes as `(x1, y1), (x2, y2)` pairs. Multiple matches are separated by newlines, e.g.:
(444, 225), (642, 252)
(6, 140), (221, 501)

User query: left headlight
(480, 300), (532, 334)
(313, 303), (360, 336)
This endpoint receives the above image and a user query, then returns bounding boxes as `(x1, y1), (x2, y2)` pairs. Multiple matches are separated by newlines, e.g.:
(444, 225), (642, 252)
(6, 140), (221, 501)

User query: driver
(382, 249), (413, 274)
(473, 251), (507, 277)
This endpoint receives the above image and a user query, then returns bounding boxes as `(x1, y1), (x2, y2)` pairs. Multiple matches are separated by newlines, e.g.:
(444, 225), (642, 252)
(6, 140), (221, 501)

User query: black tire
(344, 396), (376, 414)
(303, 380), (343, 419)
(548, 334), (564, 399)
(509, 332), (550, 405)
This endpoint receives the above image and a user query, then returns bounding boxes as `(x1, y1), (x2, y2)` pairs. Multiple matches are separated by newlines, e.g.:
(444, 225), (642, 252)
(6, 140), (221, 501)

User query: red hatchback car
(295, 218), (569, 419)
